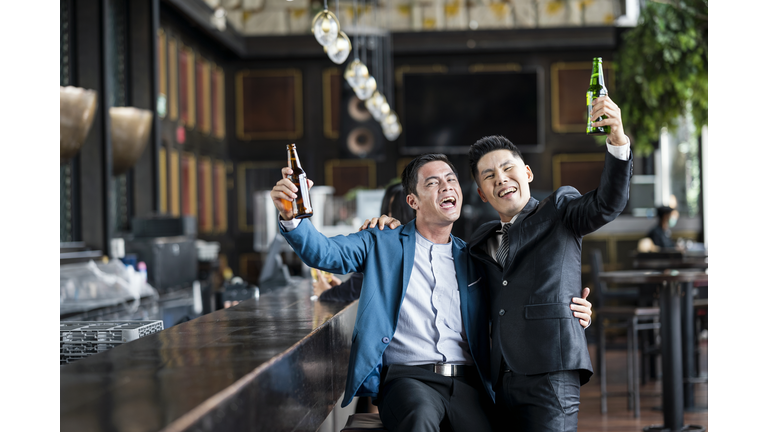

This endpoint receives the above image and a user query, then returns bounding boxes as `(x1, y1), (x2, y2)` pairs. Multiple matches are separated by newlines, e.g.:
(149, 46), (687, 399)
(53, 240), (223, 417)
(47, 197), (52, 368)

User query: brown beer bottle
(586, 57), (610, 135)
(284, 143), (313, 219)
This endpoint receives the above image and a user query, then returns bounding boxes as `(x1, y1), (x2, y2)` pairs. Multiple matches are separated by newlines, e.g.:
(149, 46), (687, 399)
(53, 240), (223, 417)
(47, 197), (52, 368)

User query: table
(599, 269), (707, 432)
(60, 279), (358, 432)
(632, 250), (708, 411)
(631, 250), (708, 270)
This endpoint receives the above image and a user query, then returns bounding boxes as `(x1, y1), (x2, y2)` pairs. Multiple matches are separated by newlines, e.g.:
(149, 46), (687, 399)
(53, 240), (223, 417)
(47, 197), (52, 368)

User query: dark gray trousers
(377, 364), (494, 432)
(493, 370), (581, 432)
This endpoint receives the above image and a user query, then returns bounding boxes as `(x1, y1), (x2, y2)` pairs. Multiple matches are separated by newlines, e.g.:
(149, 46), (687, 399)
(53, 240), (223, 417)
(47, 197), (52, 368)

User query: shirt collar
(496, 213), (520, 233)
(415, 229), (452, 251)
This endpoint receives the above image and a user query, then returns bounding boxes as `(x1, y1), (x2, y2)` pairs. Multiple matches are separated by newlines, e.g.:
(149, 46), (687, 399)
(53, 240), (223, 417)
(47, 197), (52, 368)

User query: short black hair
(657, 206), (674, 218)
(401, 154), (457, 198)
(468, 135), (525, 182)
(379, 183), (414, 225)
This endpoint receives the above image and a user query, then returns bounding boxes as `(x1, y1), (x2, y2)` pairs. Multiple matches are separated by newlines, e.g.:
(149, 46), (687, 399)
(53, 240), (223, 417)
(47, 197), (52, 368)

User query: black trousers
(377, 364), (494, 432)
(492, 369), (581, 432)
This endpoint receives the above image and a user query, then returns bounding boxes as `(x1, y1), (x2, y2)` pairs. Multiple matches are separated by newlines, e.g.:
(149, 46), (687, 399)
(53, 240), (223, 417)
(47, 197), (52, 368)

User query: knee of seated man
(381, 379), (446, 419)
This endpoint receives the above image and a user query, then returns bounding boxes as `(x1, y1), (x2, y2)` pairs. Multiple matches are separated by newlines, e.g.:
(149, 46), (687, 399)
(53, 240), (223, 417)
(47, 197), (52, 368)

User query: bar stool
(591, 249), (661, 418)
(340, 413), (387, 431)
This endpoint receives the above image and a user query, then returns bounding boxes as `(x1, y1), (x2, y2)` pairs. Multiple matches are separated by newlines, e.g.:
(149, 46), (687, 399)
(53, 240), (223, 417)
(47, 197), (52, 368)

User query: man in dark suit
(467, 95), (632, 431)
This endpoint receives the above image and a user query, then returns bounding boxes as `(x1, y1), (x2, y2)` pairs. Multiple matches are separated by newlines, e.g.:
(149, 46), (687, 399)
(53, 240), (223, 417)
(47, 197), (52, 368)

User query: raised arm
(560, 96), (633, 237)
(270, 167), (370, 274)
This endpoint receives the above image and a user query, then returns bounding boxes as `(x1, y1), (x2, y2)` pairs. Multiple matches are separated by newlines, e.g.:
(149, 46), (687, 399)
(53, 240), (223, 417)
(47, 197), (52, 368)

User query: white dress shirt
(279, 220), (473, 366)
(382, 230), (473, 366)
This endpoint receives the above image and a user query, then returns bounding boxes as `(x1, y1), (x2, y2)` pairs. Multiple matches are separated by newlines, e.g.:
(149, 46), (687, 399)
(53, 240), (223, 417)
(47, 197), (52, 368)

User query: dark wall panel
(129, 0), (159, 218)
(74, 0), (112, 254)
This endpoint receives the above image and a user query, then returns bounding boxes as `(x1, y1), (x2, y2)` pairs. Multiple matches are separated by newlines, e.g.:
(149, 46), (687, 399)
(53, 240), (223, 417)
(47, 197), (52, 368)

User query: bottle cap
(138, 261), (147, 271)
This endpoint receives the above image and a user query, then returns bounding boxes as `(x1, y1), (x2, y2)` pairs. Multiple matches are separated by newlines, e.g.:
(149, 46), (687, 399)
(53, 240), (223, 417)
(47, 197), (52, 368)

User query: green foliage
(615, 0), (708, 156)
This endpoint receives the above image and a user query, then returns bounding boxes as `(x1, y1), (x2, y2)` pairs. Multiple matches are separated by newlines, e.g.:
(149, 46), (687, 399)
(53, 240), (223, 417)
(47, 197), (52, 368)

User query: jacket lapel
(399, 220), (416, 307)
(469, 222), (502, 268)
(452, 236), (471, 338)
(504, 197), (539, 270)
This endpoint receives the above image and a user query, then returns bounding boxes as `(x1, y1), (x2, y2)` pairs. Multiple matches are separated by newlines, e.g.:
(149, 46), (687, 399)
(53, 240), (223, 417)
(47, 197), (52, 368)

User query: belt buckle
(434, 364), (453, 376)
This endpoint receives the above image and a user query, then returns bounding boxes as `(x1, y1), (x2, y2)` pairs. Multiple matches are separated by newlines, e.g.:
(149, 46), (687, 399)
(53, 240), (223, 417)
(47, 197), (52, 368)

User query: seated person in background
(312, 183), (414, 302)
(647, 205), (679, 249)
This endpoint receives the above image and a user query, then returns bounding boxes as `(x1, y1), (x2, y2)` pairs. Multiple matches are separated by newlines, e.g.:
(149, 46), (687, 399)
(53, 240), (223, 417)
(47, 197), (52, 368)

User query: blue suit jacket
(281, 219), (493, 407)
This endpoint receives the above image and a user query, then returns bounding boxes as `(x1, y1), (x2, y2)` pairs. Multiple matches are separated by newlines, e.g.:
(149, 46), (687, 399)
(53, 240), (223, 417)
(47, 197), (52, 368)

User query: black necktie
(496, 223), (511, 265)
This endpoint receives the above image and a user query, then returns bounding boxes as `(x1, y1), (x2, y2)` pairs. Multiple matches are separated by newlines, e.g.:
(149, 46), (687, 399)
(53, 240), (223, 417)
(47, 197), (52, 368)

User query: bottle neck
(590, 61), (605, 87)
(288, 147), (303, 170)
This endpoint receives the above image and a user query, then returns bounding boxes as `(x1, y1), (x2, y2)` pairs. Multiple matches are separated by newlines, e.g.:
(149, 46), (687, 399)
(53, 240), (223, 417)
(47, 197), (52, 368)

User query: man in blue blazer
(270, 154), (592, 432)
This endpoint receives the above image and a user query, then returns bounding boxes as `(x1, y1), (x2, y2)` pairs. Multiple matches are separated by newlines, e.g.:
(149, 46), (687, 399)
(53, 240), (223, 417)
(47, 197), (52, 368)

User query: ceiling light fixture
(311, 0), (339, 47)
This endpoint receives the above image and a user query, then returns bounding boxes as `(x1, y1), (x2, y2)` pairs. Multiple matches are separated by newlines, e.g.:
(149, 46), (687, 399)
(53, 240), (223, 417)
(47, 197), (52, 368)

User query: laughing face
(407, 161), (463, 227)
(475, 149), (533, 222)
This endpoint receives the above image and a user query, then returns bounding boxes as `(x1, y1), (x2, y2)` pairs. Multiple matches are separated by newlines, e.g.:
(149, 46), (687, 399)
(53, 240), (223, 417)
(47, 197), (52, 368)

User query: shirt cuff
(606, 135), (631, 161)
(280, 218), (301, 232)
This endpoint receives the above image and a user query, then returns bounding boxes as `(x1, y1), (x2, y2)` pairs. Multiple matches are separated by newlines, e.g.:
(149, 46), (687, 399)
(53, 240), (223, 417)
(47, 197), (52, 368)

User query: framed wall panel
(169, 149), (180, 216)
(179, 45), (196, 129)
(237, 161), (284, 232)
(168, 37), (178, 121)
(196, 57), (212, 135)
(157, 29), (167, 118)
(552, 153), (605, 193)
(550, 61), (615, 133)
(213, 66), (226, 139)
(198, 156), (213, 233)
(239, 252), (260, 284)
(324, 159), (377, 197)
(396, 158), (412, 182)
(214, 160), (228, 233)
(181, 152), (198, 217)
(322, 67), (341, 139)
(236, 69), (303, 140)
(159, 147), (168, 213)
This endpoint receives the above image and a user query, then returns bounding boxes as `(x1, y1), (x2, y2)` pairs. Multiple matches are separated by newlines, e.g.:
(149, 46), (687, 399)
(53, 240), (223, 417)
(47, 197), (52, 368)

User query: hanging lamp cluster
(311, 0), (400, 141)
(312, 0), (351, 65)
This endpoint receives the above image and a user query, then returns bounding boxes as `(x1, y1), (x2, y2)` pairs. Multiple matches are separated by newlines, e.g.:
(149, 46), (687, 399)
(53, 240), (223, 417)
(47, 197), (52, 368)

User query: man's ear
(526, 165), (534, 183)
(476, 187), (488, 203)
(406, 194), (418, 211)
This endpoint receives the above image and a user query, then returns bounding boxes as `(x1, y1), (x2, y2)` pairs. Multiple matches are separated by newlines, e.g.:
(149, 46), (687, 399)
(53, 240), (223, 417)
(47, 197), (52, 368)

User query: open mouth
(439, 196), (457, 209)
(498, 186), (518, 198)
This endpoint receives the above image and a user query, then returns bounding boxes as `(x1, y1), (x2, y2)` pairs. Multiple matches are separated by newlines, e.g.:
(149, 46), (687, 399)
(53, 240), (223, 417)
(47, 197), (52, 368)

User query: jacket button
(382, 337), (390, 344)
(502, 280), (508, 286)
(499, 309), (505, 316)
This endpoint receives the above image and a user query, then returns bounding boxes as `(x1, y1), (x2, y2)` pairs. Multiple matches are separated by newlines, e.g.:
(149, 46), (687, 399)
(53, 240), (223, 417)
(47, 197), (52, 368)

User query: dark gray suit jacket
(468, 149), (632, 386)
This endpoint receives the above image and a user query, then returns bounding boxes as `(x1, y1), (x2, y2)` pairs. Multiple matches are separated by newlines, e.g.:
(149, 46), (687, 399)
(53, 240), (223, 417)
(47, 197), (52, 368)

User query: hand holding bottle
(590, 95), (627, 146)
(270, 166), (315, 220)
(270, 144), (315, 220)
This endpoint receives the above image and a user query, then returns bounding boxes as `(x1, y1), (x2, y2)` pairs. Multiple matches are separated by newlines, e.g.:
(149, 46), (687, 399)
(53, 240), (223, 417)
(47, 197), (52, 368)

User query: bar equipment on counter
(124, 216), (198, 294)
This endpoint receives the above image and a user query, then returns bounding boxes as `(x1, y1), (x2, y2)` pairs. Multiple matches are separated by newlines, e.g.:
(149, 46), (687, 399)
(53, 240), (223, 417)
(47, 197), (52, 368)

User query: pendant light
(344, 0), (370, 90)
(311, 0), (339, 47)
(365, 91), (385, 121)
(325, 1), (350, 64)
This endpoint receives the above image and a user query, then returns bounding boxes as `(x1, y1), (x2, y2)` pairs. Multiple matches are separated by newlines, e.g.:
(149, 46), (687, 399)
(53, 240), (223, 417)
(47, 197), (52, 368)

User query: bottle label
(587, 91), (595, 128)
(298, 174), (313, 212)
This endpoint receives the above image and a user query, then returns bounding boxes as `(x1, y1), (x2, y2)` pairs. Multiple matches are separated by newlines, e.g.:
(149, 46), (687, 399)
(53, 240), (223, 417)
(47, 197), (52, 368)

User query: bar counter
(60, 279), (358, 432)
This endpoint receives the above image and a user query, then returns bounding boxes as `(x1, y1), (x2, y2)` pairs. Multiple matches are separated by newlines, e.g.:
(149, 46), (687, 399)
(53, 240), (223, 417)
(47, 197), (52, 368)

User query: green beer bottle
(586, 57), (610, 135)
